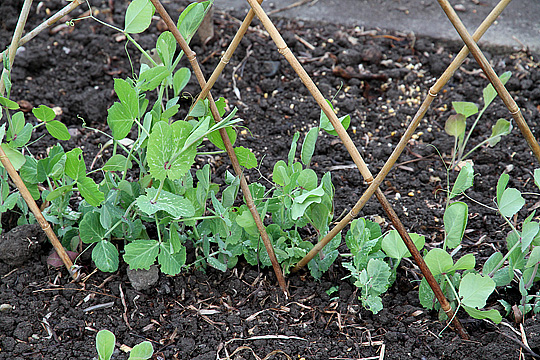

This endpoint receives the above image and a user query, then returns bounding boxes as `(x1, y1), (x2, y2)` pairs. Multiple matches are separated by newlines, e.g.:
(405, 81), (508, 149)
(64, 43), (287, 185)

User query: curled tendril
(66, 19), (75, 27)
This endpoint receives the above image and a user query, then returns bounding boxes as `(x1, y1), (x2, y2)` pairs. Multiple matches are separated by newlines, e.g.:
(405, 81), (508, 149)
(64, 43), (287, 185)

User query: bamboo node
(510, 107), (520, 115)
(365, 177), (374, 185)
(187, 52), (197, 62)
(428, 89), (438, 97)
(277, 46), (290, 56)
(220, 57), (230, 65)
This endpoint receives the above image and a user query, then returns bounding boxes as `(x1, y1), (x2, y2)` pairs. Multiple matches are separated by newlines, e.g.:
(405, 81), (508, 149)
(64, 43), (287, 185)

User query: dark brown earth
(1, 0), (540, 359)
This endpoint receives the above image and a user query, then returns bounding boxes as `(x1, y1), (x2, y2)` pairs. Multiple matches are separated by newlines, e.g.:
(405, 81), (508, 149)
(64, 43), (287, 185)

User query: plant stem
(458, 106), (487, 161)
(152, 180), (165, 203)
(488, 213), (521, 277)
(155, 213), (162, 243)
(125, 33), (159, 68)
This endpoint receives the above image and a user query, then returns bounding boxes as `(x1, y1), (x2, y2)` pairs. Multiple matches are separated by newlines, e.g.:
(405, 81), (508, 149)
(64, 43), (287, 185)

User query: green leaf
(136, 187), (195, 218)
(207, 256), (227, 272)
(449, 253), (475, 272)
(381, 230), (424, 260)
(32, 104), (55, 122)
(207, 126), (236, 150)
(9, 123), (32, 148)
(114, 78), (138, 118)
(535, 169), (540, 191)
(103, 154), (132, 172)
(301, 127), (318, 167)
(65, 148), (86, 181)
(496, 173), (509, 205)
(319, 100), (350, 136)
(138, 65), (169, 92)
(452, 102), (478, 118)
(177, 2), (208, 43)
(444, 201), (468, 249)
(459, 273), (495, 309)
(0, 96), (20, 110)
(234, 146), (257, 169)
(449, 162), (473, 199)
(92, 240), (119, 272)
(463, 306), (502, 324)
(483, 71), (511, 108)
(363, 294), (384, 314)
(445, 113), (466, 137)
(419, 277), (435, 310)
(158, 244), (186, 275)
(80, 212), (107, 244)
(107, 102), (134, 140)
(124, 0), (155, 34)
(46, 184), (74, 201)
(526, 246), (540, 268)
(522, 221), (539, 251)
(291, 184), (325, 220)
(366, 258), (391, 294)
(128, 341), (154, 360)
(124, 240), (160, 270)
(483, 252), (503, 275)
(173, 68), (191, 96)
(147, 121), (196, 181)
(288, 132), (300, 166)
(297, 168), (318, 191)
(156, 31), (176, 68)
(498, 188), (525, 218)
(424, 248), (453, 276)
(0, 123), (5, 143)
(272, 160), (289, 186)
(0, 144), (25, 170)
(488, 119), (512, 146)
(78, 177), (105, 207)
(96, 330), (115, 360)
(189, 99), (207, 118)
(19, 156), (37, 183)
(7, 111), (25, 140)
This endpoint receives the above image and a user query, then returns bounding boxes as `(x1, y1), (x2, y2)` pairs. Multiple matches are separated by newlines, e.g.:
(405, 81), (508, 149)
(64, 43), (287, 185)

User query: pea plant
(96, 329), (153, 360)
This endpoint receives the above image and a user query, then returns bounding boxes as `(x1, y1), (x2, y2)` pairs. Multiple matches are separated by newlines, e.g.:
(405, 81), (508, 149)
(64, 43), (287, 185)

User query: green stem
(198, 150), (226, 156)
(125, 33), (158, 68)
(155, 213), (162, 243)
(525, 263), (538, 290)
(458, 106), (487, 161)
(488, 213), (521, 277)
(152, 180), (165, 203)
(460, 137), (491, 162)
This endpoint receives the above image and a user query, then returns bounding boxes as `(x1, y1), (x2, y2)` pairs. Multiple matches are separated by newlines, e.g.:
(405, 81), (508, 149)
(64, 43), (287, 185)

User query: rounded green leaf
(301, 126), (319, 167)
(0, 144), (26, 170)
(80, 212), (107, 244)
(45, 120), (71, 141)
(234, 146), (257, 169)
(32, 104), (55, 122)
(124, 240), (159, 270)
(498, 188), (525, 218)
(92, 240), (119, 272)
(207, 126), (236, 151)
(452, 101), (478, 118)
(445, 113), (466, 137)
(424, 248), (453, 276)
(103, 154), (132, 172)
(124, 0), (155, 34)
(173, 68), (191, 96)
(459, 273), (495, 309)
(96, 330), (115, 360)
(128, 341), (154, 360)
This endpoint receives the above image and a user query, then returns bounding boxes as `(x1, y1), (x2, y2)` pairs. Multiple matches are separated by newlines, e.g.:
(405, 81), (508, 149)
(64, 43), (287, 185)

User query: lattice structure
(2, 0), (539, 340)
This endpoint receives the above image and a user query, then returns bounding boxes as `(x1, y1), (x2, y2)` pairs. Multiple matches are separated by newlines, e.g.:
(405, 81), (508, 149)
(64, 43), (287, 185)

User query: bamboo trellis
(148, 0), (540, 340)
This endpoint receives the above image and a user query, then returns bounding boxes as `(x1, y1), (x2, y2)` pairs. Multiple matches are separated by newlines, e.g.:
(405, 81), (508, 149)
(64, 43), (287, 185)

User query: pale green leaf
(483, 71), (511, 108)
(301, 127), (319, 167)
(158, 245), (186, 275)
(445, 113), (466, 137)
(124, 240), (159, 270)
(65, 148), (86, 181)
(488, 119), (512, 146)
(382, 230), (424, 260)
(107, 102), (133, 140)
(498, 188), (525, 218)
(173, 68), (191, 96)
(138, 65), (169, 92)
(450, 162), (473, 199)
(459, 273), (495, 309)
(444, 201), (468, 249)
(92, 240), (119, 272)
(0, 144), (25, 170)
(497, 173), (509, 205)
(207, 126), (236, 150)
(32, 104), (55, 122)
(103, 154), (132, 172)
(449, 253), (475, 272)
(136, 187), (195, 218)
(45, 120), (70, 141)
(114, 78), (138, 118)
(207, 256), (227, 272)
(320, 99), (350, 136)
(452, 101), (478, 118)
(96, 330), (115, 360)
(124, 0), (155, 34)
(128, 341), (154, 360)
(463, 306), (502, 323)
(234, 146), (257, 169)
(424, 248), (453, 276)
(526, 246), (540, 268)
(522, 221), (539, 251)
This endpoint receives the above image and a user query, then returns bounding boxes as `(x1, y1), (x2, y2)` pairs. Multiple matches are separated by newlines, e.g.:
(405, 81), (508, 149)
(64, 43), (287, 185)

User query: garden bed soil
(2, 0), (540, 359)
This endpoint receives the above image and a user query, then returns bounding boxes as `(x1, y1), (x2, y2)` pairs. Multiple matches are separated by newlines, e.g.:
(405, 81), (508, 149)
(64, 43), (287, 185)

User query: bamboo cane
(245, 0), (468, 339)
(0, 0), (84, 66)
(437, 0), (540, 164)
(294, 0), (511, 269)
(0, 0), (78, 280)
(149, 0), (288, 293)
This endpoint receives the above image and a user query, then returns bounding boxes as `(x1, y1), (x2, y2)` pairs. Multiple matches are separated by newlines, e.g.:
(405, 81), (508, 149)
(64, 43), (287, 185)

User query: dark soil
(2, 0), (540, 359)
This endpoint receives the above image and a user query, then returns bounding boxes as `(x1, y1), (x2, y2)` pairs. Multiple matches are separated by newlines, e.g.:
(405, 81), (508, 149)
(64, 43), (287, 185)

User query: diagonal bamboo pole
(149, 0), (288, 293)
(193, 0), (262, 106)
(0, 0), (78, 280)
(294, 0), (511, 268)
(245, 0), (468, 339)
(0, 0), (84, 66)
(437, 0), (540, 163)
